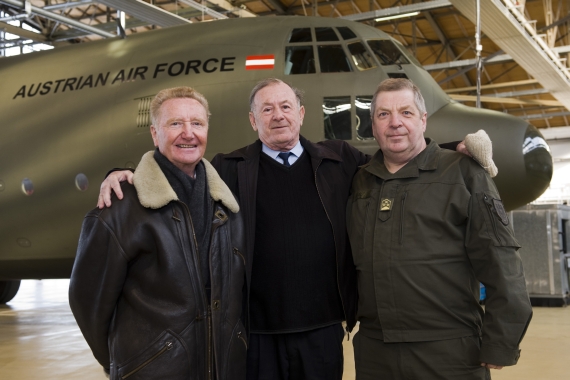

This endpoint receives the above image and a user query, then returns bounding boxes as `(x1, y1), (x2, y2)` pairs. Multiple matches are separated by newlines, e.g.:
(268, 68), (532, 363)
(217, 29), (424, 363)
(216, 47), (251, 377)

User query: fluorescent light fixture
(375, 11), (420, 22)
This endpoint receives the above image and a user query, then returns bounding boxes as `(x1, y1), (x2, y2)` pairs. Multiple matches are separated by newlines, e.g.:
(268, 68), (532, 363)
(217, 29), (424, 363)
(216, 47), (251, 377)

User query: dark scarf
(153, 149), (213, 294)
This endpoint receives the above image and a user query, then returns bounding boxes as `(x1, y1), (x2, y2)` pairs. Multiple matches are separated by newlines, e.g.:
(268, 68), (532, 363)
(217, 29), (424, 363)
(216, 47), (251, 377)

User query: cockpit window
(285, 27), (361, 75)
(336, 27), (357, 40)
(367, 40), (410, 66)
(315, 27), (339, 41)
(322, 96), (376, 141)
(355, 96), (374, 140)
(289, 28), (313, 43)
(347, 42), (377, 71)
(323, 97), (352, 140)
(318, 45), (352, 73)
(285, 46), (316, 75)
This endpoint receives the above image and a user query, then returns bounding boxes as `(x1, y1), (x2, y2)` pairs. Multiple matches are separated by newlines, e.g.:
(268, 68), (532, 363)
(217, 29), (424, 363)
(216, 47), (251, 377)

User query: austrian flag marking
(245, 55), (275, 70)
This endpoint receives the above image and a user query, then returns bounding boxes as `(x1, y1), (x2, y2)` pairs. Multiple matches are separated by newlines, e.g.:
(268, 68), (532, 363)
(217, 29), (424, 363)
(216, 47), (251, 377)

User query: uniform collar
(365, 138), (440, 180)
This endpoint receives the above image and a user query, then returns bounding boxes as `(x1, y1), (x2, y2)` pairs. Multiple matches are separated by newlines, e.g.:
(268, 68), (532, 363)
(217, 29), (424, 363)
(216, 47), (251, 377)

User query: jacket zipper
(237, 331), (248, 349)
(483, 195), (502, 245)
(207, 305), (213, 380)
(399, 192), (407, 244)
(206, 208), (227, 380)
(363, 201), (371, 247)
(177, 202), (227, 380)
(313, 159), (347, 333)
(176, 202), (204, 304)
(233, 247), (246, 265)
(121, 341), (173, 379)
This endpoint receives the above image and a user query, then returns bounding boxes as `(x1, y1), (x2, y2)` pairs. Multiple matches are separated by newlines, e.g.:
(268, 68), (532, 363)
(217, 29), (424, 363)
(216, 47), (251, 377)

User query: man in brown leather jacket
(69, 87), (247, 380)
(347, 78), (532, 380)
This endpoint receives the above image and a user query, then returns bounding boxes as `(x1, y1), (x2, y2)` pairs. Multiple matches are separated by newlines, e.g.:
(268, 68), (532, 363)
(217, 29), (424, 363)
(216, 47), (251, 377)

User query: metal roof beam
(538, 12), (570, 33)
(449, 0), (570, 111)
(44, 0), (94, 11)
(521, 111), (570, 120)
(423, 10), (471, 86)
(0, 1), (94, 22)
(0, 0), (114, 37)
(50, 6), (203, 40)
(424, 53), (511, 70)
(205, 0), (256, 17)
(449, 94), (562, 107)
(0, 20), (46, 41)
(424, 45), (570, 71)
(176, 0), (228, 20)
(444, 79), (539, 93)
(98, 0), (193, 26)
(486, 88), (550, 98)
(0, 12), (27, 21)
(340, 0), (452, 22)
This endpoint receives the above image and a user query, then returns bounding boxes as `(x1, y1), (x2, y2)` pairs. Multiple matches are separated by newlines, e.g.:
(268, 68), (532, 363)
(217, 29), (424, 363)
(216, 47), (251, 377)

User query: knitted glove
(465, 129), (498, 178)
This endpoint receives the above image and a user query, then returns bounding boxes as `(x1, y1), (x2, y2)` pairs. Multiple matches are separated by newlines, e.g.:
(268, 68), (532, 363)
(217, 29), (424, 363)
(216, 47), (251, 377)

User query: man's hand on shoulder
(97, 170), (134, 209)
(460, 129), (499, 178)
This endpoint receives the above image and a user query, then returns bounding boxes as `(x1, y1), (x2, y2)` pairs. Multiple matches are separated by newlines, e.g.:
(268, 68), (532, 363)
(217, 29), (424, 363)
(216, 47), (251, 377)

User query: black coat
(211, 136), (369, 331)
(69, 152), (247, 380)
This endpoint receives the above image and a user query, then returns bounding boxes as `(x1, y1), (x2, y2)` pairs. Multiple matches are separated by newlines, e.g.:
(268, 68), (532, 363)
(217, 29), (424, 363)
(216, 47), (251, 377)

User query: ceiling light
(375, 11), (420, 23)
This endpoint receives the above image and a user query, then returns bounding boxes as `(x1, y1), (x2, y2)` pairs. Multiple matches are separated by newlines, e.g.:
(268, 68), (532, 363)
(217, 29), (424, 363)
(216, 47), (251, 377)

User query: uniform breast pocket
(397, 184), (469, 258)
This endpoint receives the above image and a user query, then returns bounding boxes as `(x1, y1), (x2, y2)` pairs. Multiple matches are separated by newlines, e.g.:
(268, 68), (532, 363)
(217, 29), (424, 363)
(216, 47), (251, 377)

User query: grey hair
(370, 78), (426, 117)
(249, 78), (304, 112)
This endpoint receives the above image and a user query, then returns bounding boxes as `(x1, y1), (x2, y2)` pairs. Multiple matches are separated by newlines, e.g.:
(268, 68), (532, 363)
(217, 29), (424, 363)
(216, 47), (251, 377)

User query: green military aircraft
(0, 16), (552, 303)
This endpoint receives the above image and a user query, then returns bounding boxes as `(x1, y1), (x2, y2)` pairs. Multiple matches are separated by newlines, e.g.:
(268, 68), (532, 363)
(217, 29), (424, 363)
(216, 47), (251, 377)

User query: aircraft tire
(0, 280), (21, 304)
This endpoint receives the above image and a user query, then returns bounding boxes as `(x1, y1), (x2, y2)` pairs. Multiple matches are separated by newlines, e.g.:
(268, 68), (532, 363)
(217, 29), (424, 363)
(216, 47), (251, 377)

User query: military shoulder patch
(492, 198), (509, 225)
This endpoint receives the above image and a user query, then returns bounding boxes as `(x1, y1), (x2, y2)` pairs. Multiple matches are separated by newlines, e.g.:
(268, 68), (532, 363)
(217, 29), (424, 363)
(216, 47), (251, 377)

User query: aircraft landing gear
(0, 280), (21, 303)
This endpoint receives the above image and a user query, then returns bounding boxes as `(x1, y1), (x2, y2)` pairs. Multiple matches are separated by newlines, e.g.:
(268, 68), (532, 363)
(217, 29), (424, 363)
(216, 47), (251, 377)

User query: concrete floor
(0, 280), (569, 379)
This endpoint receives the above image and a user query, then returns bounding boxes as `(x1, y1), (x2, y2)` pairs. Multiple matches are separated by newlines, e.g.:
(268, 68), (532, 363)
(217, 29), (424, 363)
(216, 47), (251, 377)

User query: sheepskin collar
(133, 151), (239, 213)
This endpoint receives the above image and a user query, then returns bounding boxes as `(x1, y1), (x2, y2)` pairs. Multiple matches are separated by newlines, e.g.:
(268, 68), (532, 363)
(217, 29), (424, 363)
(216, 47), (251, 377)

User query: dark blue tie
(278, 152), (292, 167)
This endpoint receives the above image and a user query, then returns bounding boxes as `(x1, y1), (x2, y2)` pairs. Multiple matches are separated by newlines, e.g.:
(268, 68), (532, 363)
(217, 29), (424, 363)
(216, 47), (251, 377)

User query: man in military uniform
(347, 78), (532, 380)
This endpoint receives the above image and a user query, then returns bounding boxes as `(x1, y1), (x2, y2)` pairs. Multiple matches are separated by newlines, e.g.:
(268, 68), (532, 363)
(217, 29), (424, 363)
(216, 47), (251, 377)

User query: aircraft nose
(427, 102), (553, 210)
(519, 123), (553, 204)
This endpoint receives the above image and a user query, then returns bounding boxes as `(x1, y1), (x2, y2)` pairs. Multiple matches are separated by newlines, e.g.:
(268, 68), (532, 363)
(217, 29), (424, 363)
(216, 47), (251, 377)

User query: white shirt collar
(261, 140), (304, 160)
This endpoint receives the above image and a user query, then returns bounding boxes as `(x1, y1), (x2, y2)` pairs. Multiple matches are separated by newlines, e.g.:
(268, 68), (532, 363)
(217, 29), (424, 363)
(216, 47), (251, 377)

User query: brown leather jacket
(211, 136), (369, 331)
(69, 152), (247, 380)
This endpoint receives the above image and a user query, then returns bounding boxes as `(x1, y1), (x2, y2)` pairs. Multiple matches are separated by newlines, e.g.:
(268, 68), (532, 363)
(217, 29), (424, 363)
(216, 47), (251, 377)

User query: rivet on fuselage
(16, 238), (31, 248)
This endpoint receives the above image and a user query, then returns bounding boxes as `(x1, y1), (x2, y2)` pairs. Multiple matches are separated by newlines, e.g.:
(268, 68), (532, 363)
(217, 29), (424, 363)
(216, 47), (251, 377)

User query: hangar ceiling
(1, 0), (569, 131)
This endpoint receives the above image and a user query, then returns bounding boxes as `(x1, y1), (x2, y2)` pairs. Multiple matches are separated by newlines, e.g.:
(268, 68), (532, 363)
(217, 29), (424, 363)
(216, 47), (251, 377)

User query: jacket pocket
(479, 193), (520, 248)
(233, 247), (246, 266)
(223, 321), (247, 380)
(117, 330), (190, 380)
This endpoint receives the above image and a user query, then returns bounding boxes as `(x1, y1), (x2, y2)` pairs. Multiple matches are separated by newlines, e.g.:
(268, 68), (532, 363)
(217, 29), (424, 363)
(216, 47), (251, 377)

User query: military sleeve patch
(492, 198), (509, 225)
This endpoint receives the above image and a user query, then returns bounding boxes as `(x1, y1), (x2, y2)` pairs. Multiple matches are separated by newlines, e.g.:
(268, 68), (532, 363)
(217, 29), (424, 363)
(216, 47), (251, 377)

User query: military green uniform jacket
(347, 139), (532, 366)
